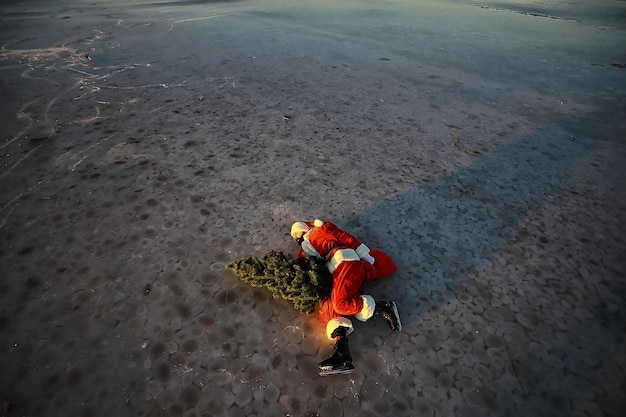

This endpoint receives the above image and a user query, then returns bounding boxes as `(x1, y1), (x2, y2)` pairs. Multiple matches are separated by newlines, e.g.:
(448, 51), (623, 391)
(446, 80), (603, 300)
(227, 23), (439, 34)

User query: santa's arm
(327, 222), (375, 264)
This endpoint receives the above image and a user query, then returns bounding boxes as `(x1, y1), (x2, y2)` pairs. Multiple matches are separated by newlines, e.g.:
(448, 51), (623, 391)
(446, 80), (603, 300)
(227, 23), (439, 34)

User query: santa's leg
(352, 294), (401, 332)
(318, 317), (354, 376)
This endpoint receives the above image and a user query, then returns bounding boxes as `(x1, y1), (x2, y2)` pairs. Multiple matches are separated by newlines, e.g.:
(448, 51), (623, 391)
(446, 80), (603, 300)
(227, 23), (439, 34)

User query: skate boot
(375, 301), (402, 331)
(318, 327), (354, 376)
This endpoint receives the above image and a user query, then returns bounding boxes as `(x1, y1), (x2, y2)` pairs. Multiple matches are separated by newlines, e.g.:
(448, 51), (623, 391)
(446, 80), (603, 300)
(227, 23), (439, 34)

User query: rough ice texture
(1, 1), (625, 417)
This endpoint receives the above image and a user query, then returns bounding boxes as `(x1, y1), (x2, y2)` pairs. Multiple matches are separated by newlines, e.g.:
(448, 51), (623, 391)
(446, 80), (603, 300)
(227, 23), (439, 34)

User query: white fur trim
(362, 254), (375, 264)
(301, 237), (321, 258)
(355, 243), (370, 258)
(326, 248), (360, 273)
(355, 294), (376, 322)
(314, 219), (324, 227)
(326, 317), (354, 339)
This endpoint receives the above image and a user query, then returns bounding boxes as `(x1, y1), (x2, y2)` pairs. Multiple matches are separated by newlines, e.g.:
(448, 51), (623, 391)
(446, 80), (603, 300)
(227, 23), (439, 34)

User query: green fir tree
(226, 250), (333, 314)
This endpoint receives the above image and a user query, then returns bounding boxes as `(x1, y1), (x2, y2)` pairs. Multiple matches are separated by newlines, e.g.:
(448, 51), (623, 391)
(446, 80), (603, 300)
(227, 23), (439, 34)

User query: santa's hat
(290, 219), (324, 238)
(290, 222), (309, 238)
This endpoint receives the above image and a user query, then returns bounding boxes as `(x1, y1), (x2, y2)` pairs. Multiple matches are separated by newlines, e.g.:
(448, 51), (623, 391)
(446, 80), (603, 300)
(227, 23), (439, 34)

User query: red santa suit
(294, 220), (397, 339)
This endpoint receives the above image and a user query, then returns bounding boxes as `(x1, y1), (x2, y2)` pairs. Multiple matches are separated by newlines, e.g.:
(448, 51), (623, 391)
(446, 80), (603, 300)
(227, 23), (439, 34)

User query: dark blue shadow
(339, 111), (610, 324)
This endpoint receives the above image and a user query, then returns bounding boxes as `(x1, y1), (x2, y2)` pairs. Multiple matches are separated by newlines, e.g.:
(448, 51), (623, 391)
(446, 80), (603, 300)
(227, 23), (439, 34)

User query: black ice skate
(375, 301), (402, 332)
(318, 327), (354, 376)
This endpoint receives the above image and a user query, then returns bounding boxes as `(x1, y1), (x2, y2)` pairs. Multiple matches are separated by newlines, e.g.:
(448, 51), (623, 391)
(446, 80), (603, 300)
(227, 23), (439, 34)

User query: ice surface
(1, 0), (625, 416)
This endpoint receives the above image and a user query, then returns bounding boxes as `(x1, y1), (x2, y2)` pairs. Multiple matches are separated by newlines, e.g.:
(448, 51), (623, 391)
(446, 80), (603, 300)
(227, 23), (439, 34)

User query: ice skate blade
(391, 301), (402, 332)
(319, 364), (355, 376)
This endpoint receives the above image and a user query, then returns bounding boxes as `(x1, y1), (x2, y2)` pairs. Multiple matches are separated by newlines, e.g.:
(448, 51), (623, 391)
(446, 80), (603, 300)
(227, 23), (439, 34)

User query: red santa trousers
(317, 248), (397, 336)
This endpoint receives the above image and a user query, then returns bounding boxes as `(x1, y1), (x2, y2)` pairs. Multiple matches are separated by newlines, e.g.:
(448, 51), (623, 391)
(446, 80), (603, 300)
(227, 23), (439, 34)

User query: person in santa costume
(290, 219), (401, 376)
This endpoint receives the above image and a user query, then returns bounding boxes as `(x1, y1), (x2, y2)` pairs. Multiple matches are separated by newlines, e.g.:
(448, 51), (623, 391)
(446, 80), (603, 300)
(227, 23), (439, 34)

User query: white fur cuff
(355, 243), (370, 258)
(326, 317), (354, 339)
(362, 254), (375, 264)
(355, 294), (376, 322)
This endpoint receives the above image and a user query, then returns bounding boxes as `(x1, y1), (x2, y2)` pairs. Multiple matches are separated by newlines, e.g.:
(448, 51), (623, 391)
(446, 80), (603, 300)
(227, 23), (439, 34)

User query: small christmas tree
(226, 250), (333, 314)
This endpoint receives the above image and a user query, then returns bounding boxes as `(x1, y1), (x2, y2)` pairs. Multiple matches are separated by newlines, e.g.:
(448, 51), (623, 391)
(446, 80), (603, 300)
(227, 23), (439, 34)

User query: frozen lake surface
(1, 0), (625, 416)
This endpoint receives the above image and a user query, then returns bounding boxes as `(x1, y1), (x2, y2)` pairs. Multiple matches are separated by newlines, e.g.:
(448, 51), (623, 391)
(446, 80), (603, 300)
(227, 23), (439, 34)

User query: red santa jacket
(298, 220), (373, 273)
